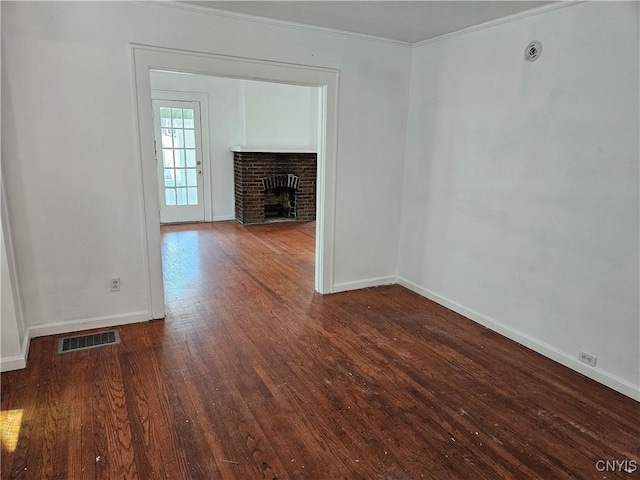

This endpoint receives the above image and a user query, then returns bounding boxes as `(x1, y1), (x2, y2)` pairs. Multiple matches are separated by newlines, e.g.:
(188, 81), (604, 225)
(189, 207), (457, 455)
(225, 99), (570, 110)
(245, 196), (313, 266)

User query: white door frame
(152, 90), (212, 222)
(130, 44), (339, 319)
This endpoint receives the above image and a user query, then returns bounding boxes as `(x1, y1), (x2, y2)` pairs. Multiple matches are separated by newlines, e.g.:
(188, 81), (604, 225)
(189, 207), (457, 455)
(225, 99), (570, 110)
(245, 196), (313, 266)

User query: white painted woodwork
(152, 99), (206, 223)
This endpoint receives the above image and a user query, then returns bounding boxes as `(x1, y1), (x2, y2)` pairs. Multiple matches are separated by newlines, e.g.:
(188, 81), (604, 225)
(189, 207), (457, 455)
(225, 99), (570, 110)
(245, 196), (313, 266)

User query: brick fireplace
(232, 147), (317, 225)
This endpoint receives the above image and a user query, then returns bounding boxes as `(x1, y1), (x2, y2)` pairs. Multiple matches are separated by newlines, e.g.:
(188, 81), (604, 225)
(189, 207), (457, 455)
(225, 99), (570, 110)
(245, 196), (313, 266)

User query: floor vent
(58, 330), (121, 354)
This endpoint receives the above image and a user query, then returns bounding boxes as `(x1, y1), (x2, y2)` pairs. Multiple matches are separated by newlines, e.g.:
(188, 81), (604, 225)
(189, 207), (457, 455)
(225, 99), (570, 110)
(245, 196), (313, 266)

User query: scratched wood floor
(2, 221), (639, 479)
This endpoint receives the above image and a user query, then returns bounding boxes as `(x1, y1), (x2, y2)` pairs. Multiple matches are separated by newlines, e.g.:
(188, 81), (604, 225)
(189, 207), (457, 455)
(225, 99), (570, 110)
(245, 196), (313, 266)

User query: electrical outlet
(578, 350), (597, 367)
(110, 277), (121, 292)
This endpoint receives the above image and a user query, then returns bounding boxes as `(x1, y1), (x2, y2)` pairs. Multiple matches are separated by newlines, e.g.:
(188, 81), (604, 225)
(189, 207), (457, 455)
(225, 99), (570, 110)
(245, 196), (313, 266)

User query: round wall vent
(525, 41), (542, 62)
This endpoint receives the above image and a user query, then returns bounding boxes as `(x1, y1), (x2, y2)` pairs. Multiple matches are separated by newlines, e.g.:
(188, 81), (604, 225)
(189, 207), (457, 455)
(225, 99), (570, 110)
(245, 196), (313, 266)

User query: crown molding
(412, 1), (586, 48)
(143, 1), (586, 50)
(150, 1), (410, 47)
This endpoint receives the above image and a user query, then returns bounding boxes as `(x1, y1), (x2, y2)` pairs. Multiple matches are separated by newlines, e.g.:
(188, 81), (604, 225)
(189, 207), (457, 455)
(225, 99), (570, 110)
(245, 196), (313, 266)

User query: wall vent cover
(58, 330), (121, 354)
(525, 41), (542, 62)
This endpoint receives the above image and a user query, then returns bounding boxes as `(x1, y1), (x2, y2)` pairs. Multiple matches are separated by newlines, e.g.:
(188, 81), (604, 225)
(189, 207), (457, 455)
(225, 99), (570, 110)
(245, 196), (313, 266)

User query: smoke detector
(525, 41), (542, 62)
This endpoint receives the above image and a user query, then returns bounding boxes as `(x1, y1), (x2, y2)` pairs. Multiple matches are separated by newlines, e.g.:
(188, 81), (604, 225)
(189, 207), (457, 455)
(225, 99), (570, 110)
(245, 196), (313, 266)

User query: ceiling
(181, 1), (555, 44)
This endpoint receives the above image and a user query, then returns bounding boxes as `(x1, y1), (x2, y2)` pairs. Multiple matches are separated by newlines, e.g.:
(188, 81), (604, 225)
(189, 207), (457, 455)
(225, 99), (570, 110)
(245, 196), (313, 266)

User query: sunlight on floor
(1, 409), (23, 453)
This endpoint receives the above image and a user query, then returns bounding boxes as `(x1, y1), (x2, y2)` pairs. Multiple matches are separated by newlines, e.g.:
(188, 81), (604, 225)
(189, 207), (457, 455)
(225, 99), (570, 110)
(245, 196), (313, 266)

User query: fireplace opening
(264, 186), (296, 220)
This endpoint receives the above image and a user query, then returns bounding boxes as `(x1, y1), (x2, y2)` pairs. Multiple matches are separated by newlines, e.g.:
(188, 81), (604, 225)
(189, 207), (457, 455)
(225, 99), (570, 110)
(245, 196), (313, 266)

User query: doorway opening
(132, 45), (339, 319)
(152, 97), (206, 224)
(151, 72), (321, 310)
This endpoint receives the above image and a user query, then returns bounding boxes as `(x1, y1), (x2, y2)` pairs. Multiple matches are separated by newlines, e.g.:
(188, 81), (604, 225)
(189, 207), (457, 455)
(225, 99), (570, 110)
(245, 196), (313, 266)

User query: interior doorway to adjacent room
(131, 45), (340, 318)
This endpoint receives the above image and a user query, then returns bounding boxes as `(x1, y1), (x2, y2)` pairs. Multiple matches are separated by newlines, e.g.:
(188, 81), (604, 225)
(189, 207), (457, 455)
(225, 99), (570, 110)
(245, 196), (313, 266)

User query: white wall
(398, 2), (639, 398)
(1, 1), (410, 340)
(243, 80), (318, 148)
(150, 71), (244, 221)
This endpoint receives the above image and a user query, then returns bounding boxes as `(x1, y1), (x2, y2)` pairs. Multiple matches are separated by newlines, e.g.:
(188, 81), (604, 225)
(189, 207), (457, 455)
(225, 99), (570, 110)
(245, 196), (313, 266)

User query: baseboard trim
(0, 354), (26, 372)
(1, 327), (32, 372)
(2, 311), (150, 372)
(396, 276), (640, 402)
(212, 215), (235, 222)
(332, 276), (396, 293)
(28, 311), (150, 339)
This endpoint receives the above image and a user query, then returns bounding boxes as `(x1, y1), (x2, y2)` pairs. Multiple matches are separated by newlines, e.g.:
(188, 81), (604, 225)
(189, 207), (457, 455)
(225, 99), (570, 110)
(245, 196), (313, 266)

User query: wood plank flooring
(2, 220), (639, 479)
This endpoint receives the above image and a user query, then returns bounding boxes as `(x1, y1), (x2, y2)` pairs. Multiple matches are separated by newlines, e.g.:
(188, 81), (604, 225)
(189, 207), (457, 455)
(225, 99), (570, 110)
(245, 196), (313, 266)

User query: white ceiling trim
(153, 1), (584, 48)
(412, 0), (585, 48)
(155, 1), (411, 46)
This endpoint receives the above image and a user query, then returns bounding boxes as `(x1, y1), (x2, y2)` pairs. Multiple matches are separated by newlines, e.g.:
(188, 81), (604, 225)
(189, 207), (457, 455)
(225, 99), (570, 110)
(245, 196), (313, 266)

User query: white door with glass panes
(153, 100), (205, 223)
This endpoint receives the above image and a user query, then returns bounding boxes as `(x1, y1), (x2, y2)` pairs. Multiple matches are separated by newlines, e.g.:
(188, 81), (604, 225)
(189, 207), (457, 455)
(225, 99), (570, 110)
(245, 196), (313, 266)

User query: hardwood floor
(2, 220), (639, 479)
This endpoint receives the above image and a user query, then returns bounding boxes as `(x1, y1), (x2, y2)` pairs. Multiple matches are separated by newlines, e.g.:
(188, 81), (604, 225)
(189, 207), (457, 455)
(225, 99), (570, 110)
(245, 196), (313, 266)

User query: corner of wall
(393, 45), (416, 281)
(0, 333), (30, 373)
(1, 174), (28, 369)
(239, 80), (247, 146)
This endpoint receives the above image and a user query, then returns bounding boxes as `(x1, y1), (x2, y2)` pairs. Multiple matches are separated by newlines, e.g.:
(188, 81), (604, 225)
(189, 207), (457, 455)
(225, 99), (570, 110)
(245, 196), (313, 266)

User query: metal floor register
(58, 330), (121, 353)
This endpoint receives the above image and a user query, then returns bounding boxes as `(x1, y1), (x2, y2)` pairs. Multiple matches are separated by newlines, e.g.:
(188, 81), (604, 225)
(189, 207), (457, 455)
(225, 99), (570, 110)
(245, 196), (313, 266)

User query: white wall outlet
(110, 277), (121, 292)
(578, 350), (597, 367)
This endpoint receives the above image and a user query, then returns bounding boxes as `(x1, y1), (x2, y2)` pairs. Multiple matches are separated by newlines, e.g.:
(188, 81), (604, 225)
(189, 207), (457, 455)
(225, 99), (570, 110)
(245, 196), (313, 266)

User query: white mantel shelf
(230, 146), (317, 154)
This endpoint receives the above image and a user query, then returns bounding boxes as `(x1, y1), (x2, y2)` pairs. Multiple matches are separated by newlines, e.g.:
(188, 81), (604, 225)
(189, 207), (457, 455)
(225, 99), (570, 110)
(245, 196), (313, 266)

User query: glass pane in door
(161, 107), (199, 208)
